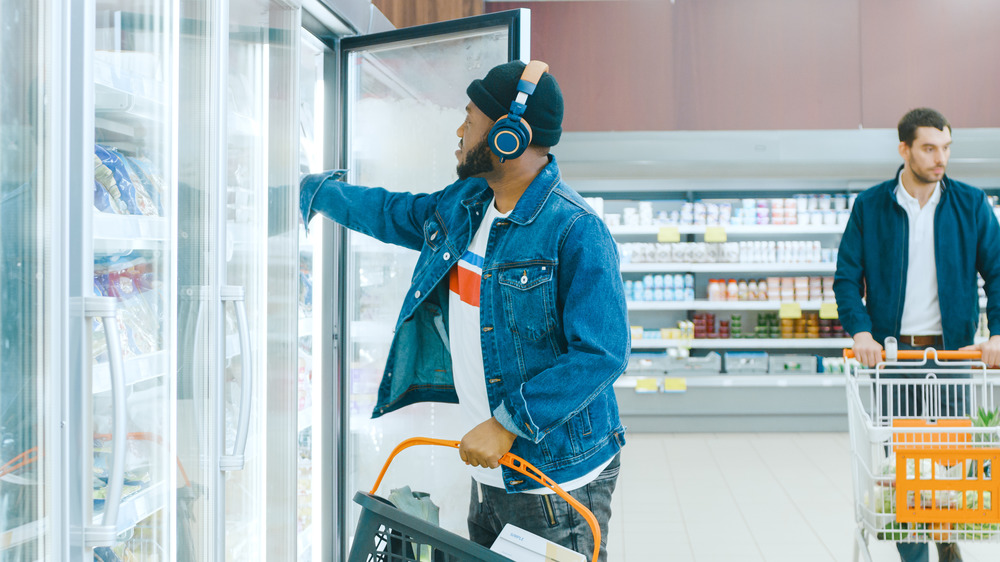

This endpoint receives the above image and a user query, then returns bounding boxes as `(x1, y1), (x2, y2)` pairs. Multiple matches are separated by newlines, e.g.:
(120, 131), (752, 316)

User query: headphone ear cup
(488, 116), (532, 160)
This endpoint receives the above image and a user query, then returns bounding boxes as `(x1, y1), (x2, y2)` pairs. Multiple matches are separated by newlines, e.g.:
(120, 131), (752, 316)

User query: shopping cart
(347, 437), (601, 562)
(845, 342), (1000, 562)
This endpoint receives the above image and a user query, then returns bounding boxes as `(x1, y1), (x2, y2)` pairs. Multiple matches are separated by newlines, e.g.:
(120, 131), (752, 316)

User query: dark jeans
(468, 454), (620, 562)
(884, 343), (968, 562)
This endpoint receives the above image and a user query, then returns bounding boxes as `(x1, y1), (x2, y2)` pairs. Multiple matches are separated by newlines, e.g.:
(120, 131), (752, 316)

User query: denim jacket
(300, 157), (628, 492)
(834, 166), (1000, 349)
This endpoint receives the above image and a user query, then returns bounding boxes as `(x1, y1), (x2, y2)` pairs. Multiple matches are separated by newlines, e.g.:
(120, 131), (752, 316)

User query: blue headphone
(488, 60), (550, 162)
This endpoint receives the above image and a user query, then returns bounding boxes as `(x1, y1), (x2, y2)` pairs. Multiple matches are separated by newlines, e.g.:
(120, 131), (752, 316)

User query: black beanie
(466, 60), (563, 147)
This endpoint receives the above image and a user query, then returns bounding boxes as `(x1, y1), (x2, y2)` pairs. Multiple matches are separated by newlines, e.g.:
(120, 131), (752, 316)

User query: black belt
(899, 335), (942, 347)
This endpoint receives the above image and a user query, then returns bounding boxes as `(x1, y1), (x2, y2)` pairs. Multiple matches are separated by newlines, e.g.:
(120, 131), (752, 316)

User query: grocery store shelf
(628, 300), (833, 311)
(0, 518), (46, 551)
(616, 374), (846, 389)
(609, 224), (845, 236)
(93, 480), (168, 535)
(630, 339), (691, 349)
(621, 262), (837, 273)
(93, 212), (169, 251)
(631, 337), (853, 350)
(93, 350), (168, 394)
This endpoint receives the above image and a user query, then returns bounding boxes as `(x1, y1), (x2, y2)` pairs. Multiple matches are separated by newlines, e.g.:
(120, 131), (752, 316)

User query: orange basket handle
(843, 349), (982, 360)
(369, 437), (602, 562)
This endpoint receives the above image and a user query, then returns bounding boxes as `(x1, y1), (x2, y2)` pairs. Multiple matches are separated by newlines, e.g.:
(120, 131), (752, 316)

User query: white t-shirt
(448, 199), (610, 493)
(896, 175), (943, 335)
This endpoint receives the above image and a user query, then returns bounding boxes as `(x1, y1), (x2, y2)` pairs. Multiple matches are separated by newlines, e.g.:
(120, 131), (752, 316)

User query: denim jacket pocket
(422, 213), (448, 250)
(498, 262), (556, 342)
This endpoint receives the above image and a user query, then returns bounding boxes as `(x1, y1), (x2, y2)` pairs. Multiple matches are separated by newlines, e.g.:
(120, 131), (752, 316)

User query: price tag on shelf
(704, 226), (727, 243)
(662, 377), (687, 393)
(819, 302), (839, 319)
(635, 377), (660, 393)
(657, 226), (681, 243)
(779, 302), (803, 319)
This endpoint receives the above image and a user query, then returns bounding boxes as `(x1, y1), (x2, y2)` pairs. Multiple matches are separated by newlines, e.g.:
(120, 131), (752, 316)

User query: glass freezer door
(0, 1), (53, 559)
(338, 10), (527, 556)
(176, 2), (300, 560)
(226, 3), (299, 561)
(85, 1), (178, 559)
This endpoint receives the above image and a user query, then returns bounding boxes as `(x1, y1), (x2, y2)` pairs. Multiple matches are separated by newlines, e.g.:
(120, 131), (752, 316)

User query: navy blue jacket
(834, 167), (1000, 349)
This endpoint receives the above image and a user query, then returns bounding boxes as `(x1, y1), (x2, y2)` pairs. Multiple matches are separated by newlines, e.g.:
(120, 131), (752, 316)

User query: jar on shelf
(707, 279), (721, 301)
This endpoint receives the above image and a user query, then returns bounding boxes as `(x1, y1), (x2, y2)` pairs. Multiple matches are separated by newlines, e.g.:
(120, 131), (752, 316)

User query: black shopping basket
(347, 437), (601, 562)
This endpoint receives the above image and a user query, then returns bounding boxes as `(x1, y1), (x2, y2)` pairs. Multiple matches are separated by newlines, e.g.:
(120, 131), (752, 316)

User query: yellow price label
(662, 377), (687, 393)
(819, 302), (839, 320)
(704, 226), (727, 243)
(635, 377), (660, 393)
(657, 226), (681, 243)
(779, 302), (803, 319)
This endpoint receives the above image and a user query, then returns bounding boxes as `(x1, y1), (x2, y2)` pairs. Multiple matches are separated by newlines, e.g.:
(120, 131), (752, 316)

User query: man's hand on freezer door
(459, 417), (516, 469)
(959, 335), (1000, 367)
(852, 332), (883, 367)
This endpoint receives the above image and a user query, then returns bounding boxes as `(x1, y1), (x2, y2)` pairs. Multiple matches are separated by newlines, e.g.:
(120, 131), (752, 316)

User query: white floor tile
(611, 432), (1000, 562)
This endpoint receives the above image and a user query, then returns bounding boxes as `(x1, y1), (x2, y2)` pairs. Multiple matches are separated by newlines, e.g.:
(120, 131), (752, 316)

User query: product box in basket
(491, 524), (585, 562)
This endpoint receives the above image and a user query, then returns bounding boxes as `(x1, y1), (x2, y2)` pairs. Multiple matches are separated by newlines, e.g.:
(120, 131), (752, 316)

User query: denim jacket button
(443, 252), (451, 261)
(414, 290), (421, 299)
(520, 275), (528, 284)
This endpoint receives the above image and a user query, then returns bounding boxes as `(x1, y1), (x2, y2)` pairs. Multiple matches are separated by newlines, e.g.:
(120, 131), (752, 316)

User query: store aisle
(607, 433), (997, 562)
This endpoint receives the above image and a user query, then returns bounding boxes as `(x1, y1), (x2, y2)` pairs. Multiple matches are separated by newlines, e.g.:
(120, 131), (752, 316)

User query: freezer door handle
(82, 296), (128, 546)
(220, 286), (252, 471)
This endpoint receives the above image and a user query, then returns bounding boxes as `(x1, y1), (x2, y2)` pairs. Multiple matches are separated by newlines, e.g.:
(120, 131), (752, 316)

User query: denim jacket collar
(507, 155), (561, 226)
(458, 155), (563, 224)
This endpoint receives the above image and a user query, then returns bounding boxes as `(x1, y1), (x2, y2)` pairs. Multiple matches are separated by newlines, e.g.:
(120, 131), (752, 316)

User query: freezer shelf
(93, 212), (169, 253)
(0, 518), (46, 551)
(92, 350), (169, 394)
(92, 480), (168, 536)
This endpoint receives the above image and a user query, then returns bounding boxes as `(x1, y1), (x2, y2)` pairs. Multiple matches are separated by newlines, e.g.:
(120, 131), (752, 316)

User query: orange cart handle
(843, 349), (982, 360)
(370, 437), (602, 562)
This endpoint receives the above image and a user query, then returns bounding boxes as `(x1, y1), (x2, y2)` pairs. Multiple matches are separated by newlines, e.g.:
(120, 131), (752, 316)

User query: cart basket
(348, 437), (601, 562)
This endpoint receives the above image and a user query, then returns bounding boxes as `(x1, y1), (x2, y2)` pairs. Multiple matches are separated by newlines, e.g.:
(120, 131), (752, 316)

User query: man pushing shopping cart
(834, 107), (1000, 562)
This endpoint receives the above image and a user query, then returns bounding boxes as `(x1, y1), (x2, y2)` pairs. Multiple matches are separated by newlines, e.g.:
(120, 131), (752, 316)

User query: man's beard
(912, 167), (944, 185)
(457, 137), (495, 180)
(909, 158), (945, 185)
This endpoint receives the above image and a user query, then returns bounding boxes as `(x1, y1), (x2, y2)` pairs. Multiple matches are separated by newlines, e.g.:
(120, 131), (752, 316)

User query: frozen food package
(120, 154), (162, 216)
(93, 151), (127, 214)
(109, 266), (159, 355)
(126, 155), (168, 213)
(95, 144), (138, 214)
(104, 145), (158, 216)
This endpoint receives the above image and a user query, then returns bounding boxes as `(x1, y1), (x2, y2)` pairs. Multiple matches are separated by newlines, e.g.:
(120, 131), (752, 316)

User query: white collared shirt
(896, 174), (943, 335)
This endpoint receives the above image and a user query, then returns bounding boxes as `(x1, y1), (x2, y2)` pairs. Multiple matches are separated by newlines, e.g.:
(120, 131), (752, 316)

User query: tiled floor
(607, 433), (998, 562)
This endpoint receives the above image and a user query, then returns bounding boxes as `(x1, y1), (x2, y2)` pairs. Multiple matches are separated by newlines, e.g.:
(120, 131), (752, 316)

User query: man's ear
(898, 141), (909, 160)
